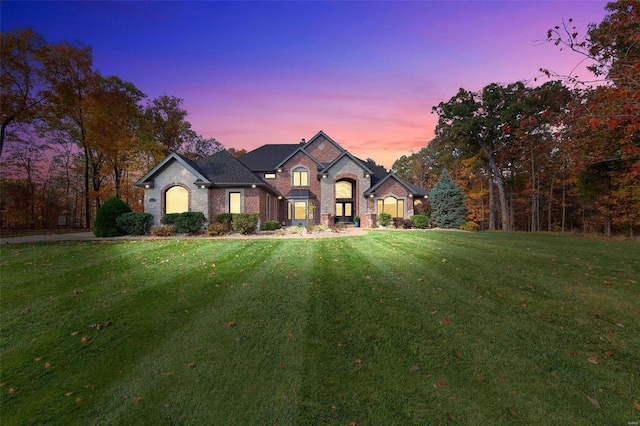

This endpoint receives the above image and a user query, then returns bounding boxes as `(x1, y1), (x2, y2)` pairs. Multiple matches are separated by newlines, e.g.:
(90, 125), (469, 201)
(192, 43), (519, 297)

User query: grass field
(1, 230), (639, 425)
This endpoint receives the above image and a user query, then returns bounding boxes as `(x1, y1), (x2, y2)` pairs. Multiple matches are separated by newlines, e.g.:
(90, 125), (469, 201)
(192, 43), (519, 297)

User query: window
(165, 186), (188, 214)
(292, 168), (309, 186)
(294, 201), (307, 220)
(265, 173), (276, 179)
(335, 181), (353, 199)
(229, 192), (241, 214)
(377, 196), (404, 218)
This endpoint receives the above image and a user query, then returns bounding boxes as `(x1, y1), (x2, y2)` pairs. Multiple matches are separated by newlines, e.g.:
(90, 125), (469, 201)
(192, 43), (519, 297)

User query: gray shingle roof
(237, 144), (300, 171)
(195, 150), (266, 185)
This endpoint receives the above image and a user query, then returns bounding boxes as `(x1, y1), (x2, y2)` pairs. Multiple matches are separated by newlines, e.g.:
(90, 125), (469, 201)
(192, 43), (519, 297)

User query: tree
(142, 95), (195, 164)
(179, 135), (223, 160)
(40, 41), (98, 228)
(88, 75), (146, 198)
(0, 28), (48, 157)
(428, 170), (468, 229)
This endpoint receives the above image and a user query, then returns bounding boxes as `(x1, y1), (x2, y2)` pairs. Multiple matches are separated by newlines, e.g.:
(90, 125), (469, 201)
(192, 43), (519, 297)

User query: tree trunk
(487, 153), (508, 231)
(488, 171), (495, 230)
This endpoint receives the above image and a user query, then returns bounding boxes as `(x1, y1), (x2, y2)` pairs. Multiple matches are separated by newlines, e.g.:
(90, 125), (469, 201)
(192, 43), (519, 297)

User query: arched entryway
(335, 179), (355, 223)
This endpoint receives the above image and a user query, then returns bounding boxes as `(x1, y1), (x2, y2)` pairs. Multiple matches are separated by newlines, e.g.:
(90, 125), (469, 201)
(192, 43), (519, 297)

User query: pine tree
(428, 170), (468, 228)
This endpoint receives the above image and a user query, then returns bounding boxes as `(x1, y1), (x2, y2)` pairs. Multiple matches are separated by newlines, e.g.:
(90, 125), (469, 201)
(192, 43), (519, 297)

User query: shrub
(460, 221), (480, 231)
(161, 213), (181, 226)
(206, 222), (229, 236)
(313, 224), (329, 233)
(150, 224), (176, 236)
(378, 213), (392, 227)
(232, 213), (259, 234)
(93, 196), (132, 237)
(116, 212), (153, 235)
(329, 222), (345, 233)
(392, 217), (404, 228)
(262, 220), (281, 231)
(214, 213), (233, 226)
(411, 215), (429, 229)
(162, 212), (206, 234)
(402, 219), (414, 229)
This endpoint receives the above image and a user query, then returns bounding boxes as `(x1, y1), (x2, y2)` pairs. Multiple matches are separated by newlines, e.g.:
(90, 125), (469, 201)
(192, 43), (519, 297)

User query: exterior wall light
(251, 184), (257, 188)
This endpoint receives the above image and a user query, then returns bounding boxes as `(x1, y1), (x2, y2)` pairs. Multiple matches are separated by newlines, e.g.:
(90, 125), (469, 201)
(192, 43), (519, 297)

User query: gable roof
(320, 151), (374, 175)
(135, 150), (280, 195)
(237, 144), (299, 171)
(363, 172), (428, 197)
(135, 152), (211, 187)
(302, 130), (345, 152)
(275, 146), (325, 170)
(195, 149), (268, 186)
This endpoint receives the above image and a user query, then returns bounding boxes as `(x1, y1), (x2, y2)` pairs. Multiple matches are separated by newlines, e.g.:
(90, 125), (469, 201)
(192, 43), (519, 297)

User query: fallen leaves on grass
(587, 396), (601, 408)
(132, 396), (143, 402)
(223, 321), (235, 327)
(354, 359), (363, 365)
(278, 362), (286, 369)
(88, 321), (111, 330)
(183, 362), (195, 368)
(436, 381), (446, 388)
(633, 400), (640, 410)
(587, 356), (602, 365)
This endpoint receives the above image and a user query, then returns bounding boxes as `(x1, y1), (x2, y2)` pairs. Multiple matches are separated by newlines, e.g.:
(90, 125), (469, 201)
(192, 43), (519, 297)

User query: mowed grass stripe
(1, 232), (638, 425)
(86, 238), (314, 425)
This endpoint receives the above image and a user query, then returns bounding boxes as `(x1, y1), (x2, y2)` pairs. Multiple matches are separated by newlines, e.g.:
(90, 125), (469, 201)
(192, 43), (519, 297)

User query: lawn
(1, 231), (638, 425)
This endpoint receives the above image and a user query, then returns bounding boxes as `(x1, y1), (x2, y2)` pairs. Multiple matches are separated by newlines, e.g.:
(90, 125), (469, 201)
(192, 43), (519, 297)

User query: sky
(1, 0), (610, 169)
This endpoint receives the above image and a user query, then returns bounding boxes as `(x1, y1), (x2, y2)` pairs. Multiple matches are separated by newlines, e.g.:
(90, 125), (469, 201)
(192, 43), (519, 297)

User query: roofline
(363, 173), (427, 196)
(135, 152), (211, 187)
(275, 146), (325, 169)
(320, 151), (374, 175)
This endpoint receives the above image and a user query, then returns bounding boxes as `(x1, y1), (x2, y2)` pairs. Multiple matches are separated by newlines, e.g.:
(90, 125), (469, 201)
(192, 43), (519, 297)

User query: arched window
(292, 167), (309, 187)
(335, 180), (353, 199)
(377, 196), (404, 218)
(165, 186), (189, 214)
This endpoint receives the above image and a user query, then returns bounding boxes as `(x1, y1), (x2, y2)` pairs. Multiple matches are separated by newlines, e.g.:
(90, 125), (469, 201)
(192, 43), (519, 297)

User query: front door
(335, 202), (353, 223)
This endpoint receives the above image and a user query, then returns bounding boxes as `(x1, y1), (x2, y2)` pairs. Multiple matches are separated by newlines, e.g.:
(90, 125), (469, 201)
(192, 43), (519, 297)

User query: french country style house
(136, 131), (427, 228)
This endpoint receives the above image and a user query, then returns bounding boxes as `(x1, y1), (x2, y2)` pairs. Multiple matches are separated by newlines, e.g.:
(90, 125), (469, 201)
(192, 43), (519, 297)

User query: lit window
(265, 173), (276, 179)
(377, 196), (404, 218)
(165, 186), (188, 214)
(335, 181), (353, 199)
(294, 201), (307, 220)
(292, 168), (309, 186)
(229, 192), (241, 214)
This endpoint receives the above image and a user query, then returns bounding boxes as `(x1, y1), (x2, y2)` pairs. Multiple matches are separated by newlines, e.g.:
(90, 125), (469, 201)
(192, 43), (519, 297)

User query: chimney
(300, 138), (306, 145)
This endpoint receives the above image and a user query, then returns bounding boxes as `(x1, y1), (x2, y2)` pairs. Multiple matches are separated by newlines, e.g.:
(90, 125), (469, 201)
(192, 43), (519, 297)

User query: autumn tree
(141, 95), (195, 165)
(0, 28), (48, 157)
(88, 75), (146, 199)
(40, 40), (98, 228)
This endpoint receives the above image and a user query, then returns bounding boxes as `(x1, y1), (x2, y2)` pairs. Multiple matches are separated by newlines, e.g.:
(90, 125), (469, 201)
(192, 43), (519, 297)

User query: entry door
(335, 202), (353, 223)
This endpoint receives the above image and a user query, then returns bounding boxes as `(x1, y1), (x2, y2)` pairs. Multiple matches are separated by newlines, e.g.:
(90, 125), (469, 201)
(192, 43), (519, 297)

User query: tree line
(1, 28), (222, 229)
(2, 1), (638, 236)
(392, 1), (639, 236)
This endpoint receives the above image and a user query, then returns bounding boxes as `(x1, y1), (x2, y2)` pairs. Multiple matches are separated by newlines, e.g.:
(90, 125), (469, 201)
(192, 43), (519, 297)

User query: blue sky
(2, 1), (609, 167)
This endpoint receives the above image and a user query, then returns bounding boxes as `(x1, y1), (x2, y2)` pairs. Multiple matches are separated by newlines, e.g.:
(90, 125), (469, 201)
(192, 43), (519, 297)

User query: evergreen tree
(428, 170), (468, 228)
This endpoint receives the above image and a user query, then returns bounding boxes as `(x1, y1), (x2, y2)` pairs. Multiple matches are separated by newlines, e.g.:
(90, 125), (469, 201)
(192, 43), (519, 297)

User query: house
(135, 131), (427, 228)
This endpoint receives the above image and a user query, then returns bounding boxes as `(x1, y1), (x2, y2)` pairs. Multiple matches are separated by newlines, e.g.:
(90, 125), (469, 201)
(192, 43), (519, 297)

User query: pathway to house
(1, 227), (368, 244)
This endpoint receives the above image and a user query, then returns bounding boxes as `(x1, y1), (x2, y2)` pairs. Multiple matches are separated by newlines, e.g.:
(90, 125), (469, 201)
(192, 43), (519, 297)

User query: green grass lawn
(1, 231), (639, 425)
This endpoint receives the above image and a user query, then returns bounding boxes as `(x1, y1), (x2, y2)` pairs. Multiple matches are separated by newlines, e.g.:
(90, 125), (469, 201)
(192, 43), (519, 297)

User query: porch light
(409, 194), (413, 198)
(251, 184), (256, 188)
(144, 184), (150, 189)
(365, 173), (370, 178)
(194, 179), (207, 188)
(278, 196), (283, 200)
(277, 168), (282, 173)
(322, 174), (328, 178)
(369, 194), (374, 198)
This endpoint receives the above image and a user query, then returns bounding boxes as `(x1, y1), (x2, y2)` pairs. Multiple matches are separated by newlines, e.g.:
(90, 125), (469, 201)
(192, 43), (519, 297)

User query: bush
(116, 212), (153, 235)
(206, 222), (229, 236)
(262, 220), (281, 231)
(162, 212), (206, 234)
(214, 213), (233, 226)
(150, 224), (176, 236)
(93, 196), (132, 237)
(378, 213), (392, 227)
(161, 213), (181, 226)
(411, 215), (429, 229)
(232, 213), (259, 234)
(402, 218), (414, 229)
(460, 221), (480, 231)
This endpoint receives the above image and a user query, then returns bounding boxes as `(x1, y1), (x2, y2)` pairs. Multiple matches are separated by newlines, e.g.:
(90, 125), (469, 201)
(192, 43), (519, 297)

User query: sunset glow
(2, 1), (609, 168)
